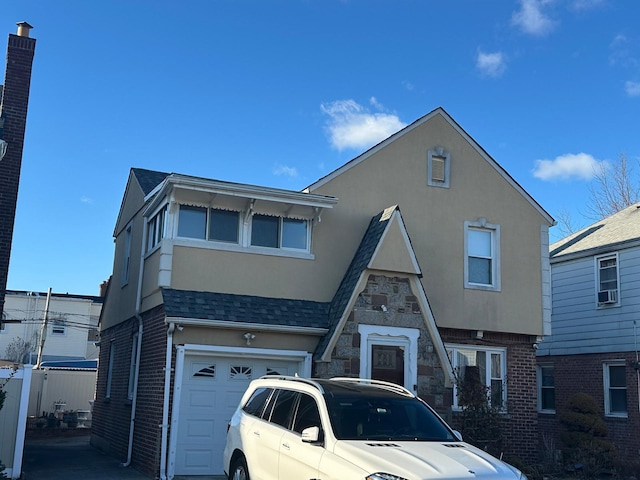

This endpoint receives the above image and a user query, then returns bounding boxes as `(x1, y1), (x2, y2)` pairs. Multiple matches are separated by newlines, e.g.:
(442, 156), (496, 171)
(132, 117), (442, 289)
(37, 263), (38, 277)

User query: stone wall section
(314, 274), (452, 413)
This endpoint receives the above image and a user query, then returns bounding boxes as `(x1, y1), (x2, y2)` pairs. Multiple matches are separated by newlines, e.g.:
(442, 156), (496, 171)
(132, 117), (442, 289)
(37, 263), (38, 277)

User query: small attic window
(428, 147), (450, 188)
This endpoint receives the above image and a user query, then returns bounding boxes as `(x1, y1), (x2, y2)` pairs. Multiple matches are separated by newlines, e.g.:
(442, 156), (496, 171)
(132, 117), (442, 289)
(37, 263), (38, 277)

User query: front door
(371, 344), (405, 385)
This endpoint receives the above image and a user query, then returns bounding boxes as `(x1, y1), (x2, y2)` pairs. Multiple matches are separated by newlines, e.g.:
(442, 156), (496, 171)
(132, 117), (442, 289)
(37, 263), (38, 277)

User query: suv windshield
(324, 393), (457, 442)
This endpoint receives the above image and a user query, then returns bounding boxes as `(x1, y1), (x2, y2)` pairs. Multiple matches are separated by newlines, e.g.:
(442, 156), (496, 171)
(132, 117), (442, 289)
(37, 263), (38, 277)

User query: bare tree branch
(585, 153), (640, 221)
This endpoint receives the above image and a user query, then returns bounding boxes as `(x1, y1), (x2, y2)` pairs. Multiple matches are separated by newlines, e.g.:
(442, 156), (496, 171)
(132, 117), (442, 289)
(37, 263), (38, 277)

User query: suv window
(292, 393), (321, 434)
(325, 393), (456, 441)
(267, 389), (298, 428)
(243, 387), (273, 418)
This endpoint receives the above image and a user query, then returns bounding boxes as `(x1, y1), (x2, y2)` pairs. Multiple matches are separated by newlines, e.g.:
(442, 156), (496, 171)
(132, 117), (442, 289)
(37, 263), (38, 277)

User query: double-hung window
(447, 345), (507, 410)
(537, 365), (555, 413)
(464, 220), (500, 291)
(147, 205), (167, 251)
(596, 254), (619, 306)
(604, 362), (627, 417)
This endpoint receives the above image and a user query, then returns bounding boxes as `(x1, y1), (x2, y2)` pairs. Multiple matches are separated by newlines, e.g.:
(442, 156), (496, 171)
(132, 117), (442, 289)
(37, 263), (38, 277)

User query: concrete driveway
(22, 434), (151, 480)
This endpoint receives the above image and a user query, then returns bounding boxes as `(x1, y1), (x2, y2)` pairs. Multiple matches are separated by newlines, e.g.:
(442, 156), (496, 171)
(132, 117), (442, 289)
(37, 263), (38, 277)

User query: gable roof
(132, 168), (170, 195)
(305, 106), (554, 226)
(551, 202), (640, 259)
(161, 288), (330, 330)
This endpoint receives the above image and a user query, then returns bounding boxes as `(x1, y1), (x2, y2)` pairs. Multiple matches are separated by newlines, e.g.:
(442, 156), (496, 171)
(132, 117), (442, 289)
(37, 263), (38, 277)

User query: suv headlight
(366, 474), (409, 480)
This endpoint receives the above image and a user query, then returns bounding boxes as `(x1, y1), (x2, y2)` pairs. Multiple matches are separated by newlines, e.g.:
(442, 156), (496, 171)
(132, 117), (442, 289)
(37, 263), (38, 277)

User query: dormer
(143, 174), (338, 259)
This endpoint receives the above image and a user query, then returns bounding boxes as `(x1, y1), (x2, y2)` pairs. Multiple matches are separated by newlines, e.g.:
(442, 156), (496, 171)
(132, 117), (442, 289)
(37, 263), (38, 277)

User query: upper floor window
(604, 362), (627, 417)
(537, 365), (555, 413)
(121, 224), (132, 286)
(596, 254), (619, 306)
(464, 220), (501, 291)
(447, 344), (507, 411)
(51, 315), (67, 336)
(428, 147), (450, 188)
(251, 214), (308, 250)
(0, 312), (6, 333)
(147, 205), (167, 251)
(209, 209), (240, 243)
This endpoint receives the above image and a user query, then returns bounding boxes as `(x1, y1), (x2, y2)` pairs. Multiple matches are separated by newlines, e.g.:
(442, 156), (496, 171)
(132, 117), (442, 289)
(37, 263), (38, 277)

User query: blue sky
(2, 0), (640, 296)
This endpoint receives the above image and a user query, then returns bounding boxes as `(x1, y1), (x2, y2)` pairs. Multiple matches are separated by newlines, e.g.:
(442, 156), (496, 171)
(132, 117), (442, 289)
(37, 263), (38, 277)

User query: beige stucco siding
(310, 114), (549, 335)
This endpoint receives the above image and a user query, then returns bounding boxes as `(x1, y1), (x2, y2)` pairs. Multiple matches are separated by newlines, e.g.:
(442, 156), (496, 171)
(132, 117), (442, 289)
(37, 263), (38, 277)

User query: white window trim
(106, 341), (116, 399)
(121, 223), (132, 287)
(447, 343), (507, 411)
(169, 203), (315, 259)
(146, 204), (168, 254)
(50, 316), (67, 336)
(595, 253), (620, 308)
(427, 147), (450, 188)
(464, 220), (501, 291)
(127, 332), (139, 400)
(537, 364), (555, 414)
(358, 325), (419, 394)
(603, 361), (627, 418)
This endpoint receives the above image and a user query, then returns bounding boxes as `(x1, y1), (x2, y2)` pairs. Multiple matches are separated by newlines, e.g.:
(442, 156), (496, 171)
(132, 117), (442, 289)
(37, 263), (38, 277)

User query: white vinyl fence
(0, 364), (32, 479)
(28, 369), (96, 420)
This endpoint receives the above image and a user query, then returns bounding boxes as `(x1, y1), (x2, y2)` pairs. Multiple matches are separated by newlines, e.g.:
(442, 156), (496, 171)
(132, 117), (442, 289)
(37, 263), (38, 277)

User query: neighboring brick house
(537, 203), (640, 467)
(0, 23), (36, 320)
(93, 107), (554, 478)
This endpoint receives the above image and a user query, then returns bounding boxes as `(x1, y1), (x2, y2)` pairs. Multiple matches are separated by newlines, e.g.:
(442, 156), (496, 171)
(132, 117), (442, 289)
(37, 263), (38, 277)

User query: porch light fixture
(243, 332), (256, 345)
(0, 140), (7, 161)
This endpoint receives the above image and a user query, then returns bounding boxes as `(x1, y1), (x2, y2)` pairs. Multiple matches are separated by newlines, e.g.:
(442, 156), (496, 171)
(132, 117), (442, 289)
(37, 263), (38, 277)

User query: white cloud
(511, 0), (556, 36)
(80, 196), (94, 204)
(320, 99), (407, 151)
(401, 80), (415, 91)
(625, 81), (640, 97)
(273, 164), (298, 177)
(532, 153), (604, 181)
(571, 0), (604, 10)
(476, 50), (507, 77)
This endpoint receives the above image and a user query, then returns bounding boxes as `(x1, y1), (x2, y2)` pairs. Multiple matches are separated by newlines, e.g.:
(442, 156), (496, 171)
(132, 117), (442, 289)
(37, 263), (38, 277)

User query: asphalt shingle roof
(314, 206), (397, 359)
(551, 202), (640, 257)
(132, 168), (170, 196)
(161, 288), (330, 329)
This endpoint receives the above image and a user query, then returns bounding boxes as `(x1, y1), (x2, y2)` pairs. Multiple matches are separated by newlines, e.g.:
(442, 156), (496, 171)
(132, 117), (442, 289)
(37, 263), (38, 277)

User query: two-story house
(0, 289), (103, 364)
(537, 203), (640, 466)
(92, 107), (554, 478)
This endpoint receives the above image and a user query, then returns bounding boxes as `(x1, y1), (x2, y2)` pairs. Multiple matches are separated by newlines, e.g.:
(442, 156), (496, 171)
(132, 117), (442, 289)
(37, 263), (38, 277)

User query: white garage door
(174, 354), (303, 476)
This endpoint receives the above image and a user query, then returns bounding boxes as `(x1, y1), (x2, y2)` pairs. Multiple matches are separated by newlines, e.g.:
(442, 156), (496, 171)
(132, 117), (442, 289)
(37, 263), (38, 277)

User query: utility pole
(35, 287), (51, 368)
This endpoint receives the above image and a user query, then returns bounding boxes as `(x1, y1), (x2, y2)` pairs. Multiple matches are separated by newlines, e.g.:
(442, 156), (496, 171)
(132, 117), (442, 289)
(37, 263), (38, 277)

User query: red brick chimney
(0, 22), (37, 318)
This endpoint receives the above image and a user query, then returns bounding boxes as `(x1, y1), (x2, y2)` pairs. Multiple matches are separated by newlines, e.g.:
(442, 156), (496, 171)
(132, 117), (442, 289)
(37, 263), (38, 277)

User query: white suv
(223, 376), (527, 480)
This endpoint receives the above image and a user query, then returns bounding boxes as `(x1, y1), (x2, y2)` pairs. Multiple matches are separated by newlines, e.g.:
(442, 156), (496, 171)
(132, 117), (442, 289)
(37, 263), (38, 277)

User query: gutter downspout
(122, 219), (148, 468)
(159, 322), (176, 480)
(121, 314), (143, 467)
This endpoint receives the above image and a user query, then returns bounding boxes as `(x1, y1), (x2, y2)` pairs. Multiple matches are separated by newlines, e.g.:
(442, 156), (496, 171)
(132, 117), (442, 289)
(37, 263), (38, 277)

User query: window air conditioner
(598, 289), (618, 304)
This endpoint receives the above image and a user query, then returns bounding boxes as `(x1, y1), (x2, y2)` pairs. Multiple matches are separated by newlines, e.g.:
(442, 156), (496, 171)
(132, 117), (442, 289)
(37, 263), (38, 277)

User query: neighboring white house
(537, 202), (640, 467)
(0, 290), (103, 364)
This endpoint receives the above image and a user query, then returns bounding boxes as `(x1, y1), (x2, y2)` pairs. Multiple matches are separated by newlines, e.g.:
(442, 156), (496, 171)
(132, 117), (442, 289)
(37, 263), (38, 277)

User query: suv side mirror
(453, 430), (463, 441)
(301, 426), (322, 444)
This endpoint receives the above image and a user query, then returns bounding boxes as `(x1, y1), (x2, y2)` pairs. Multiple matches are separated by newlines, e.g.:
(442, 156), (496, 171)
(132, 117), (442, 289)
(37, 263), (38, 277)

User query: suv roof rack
(257, 375), (414, 397)
(257, 375), (326, 392)
(329, 377), (415, 397)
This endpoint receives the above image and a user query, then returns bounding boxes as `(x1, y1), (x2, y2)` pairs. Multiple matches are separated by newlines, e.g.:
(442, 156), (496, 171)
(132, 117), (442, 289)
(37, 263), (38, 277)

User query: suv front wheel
(229, 455), (249, 480)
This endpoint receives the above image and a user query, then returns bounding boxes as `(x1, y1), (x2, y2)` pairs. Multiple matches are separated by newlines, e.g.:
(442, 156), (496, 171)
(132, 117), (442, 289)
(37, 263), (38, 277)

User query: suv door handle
(281, 442), (290, 450)
(253, 431), (260, 437)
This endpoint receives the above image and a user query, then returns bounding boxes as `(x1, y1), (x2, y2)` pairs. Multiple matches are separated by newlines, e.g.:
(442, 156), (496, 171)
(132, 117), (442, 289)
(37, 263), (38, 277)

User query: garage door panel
(175, 353), (304, 476)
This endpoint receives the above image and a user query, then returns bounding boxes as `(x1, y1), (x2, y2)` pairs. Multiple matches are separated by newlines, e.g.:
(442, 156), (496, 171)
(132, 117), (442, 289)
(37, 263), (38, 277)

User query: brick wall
(0, 31), (36, 318)
(440, 328), (539, 465)
(537, 351), (640, 467)
(91, 305), (169, 477)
